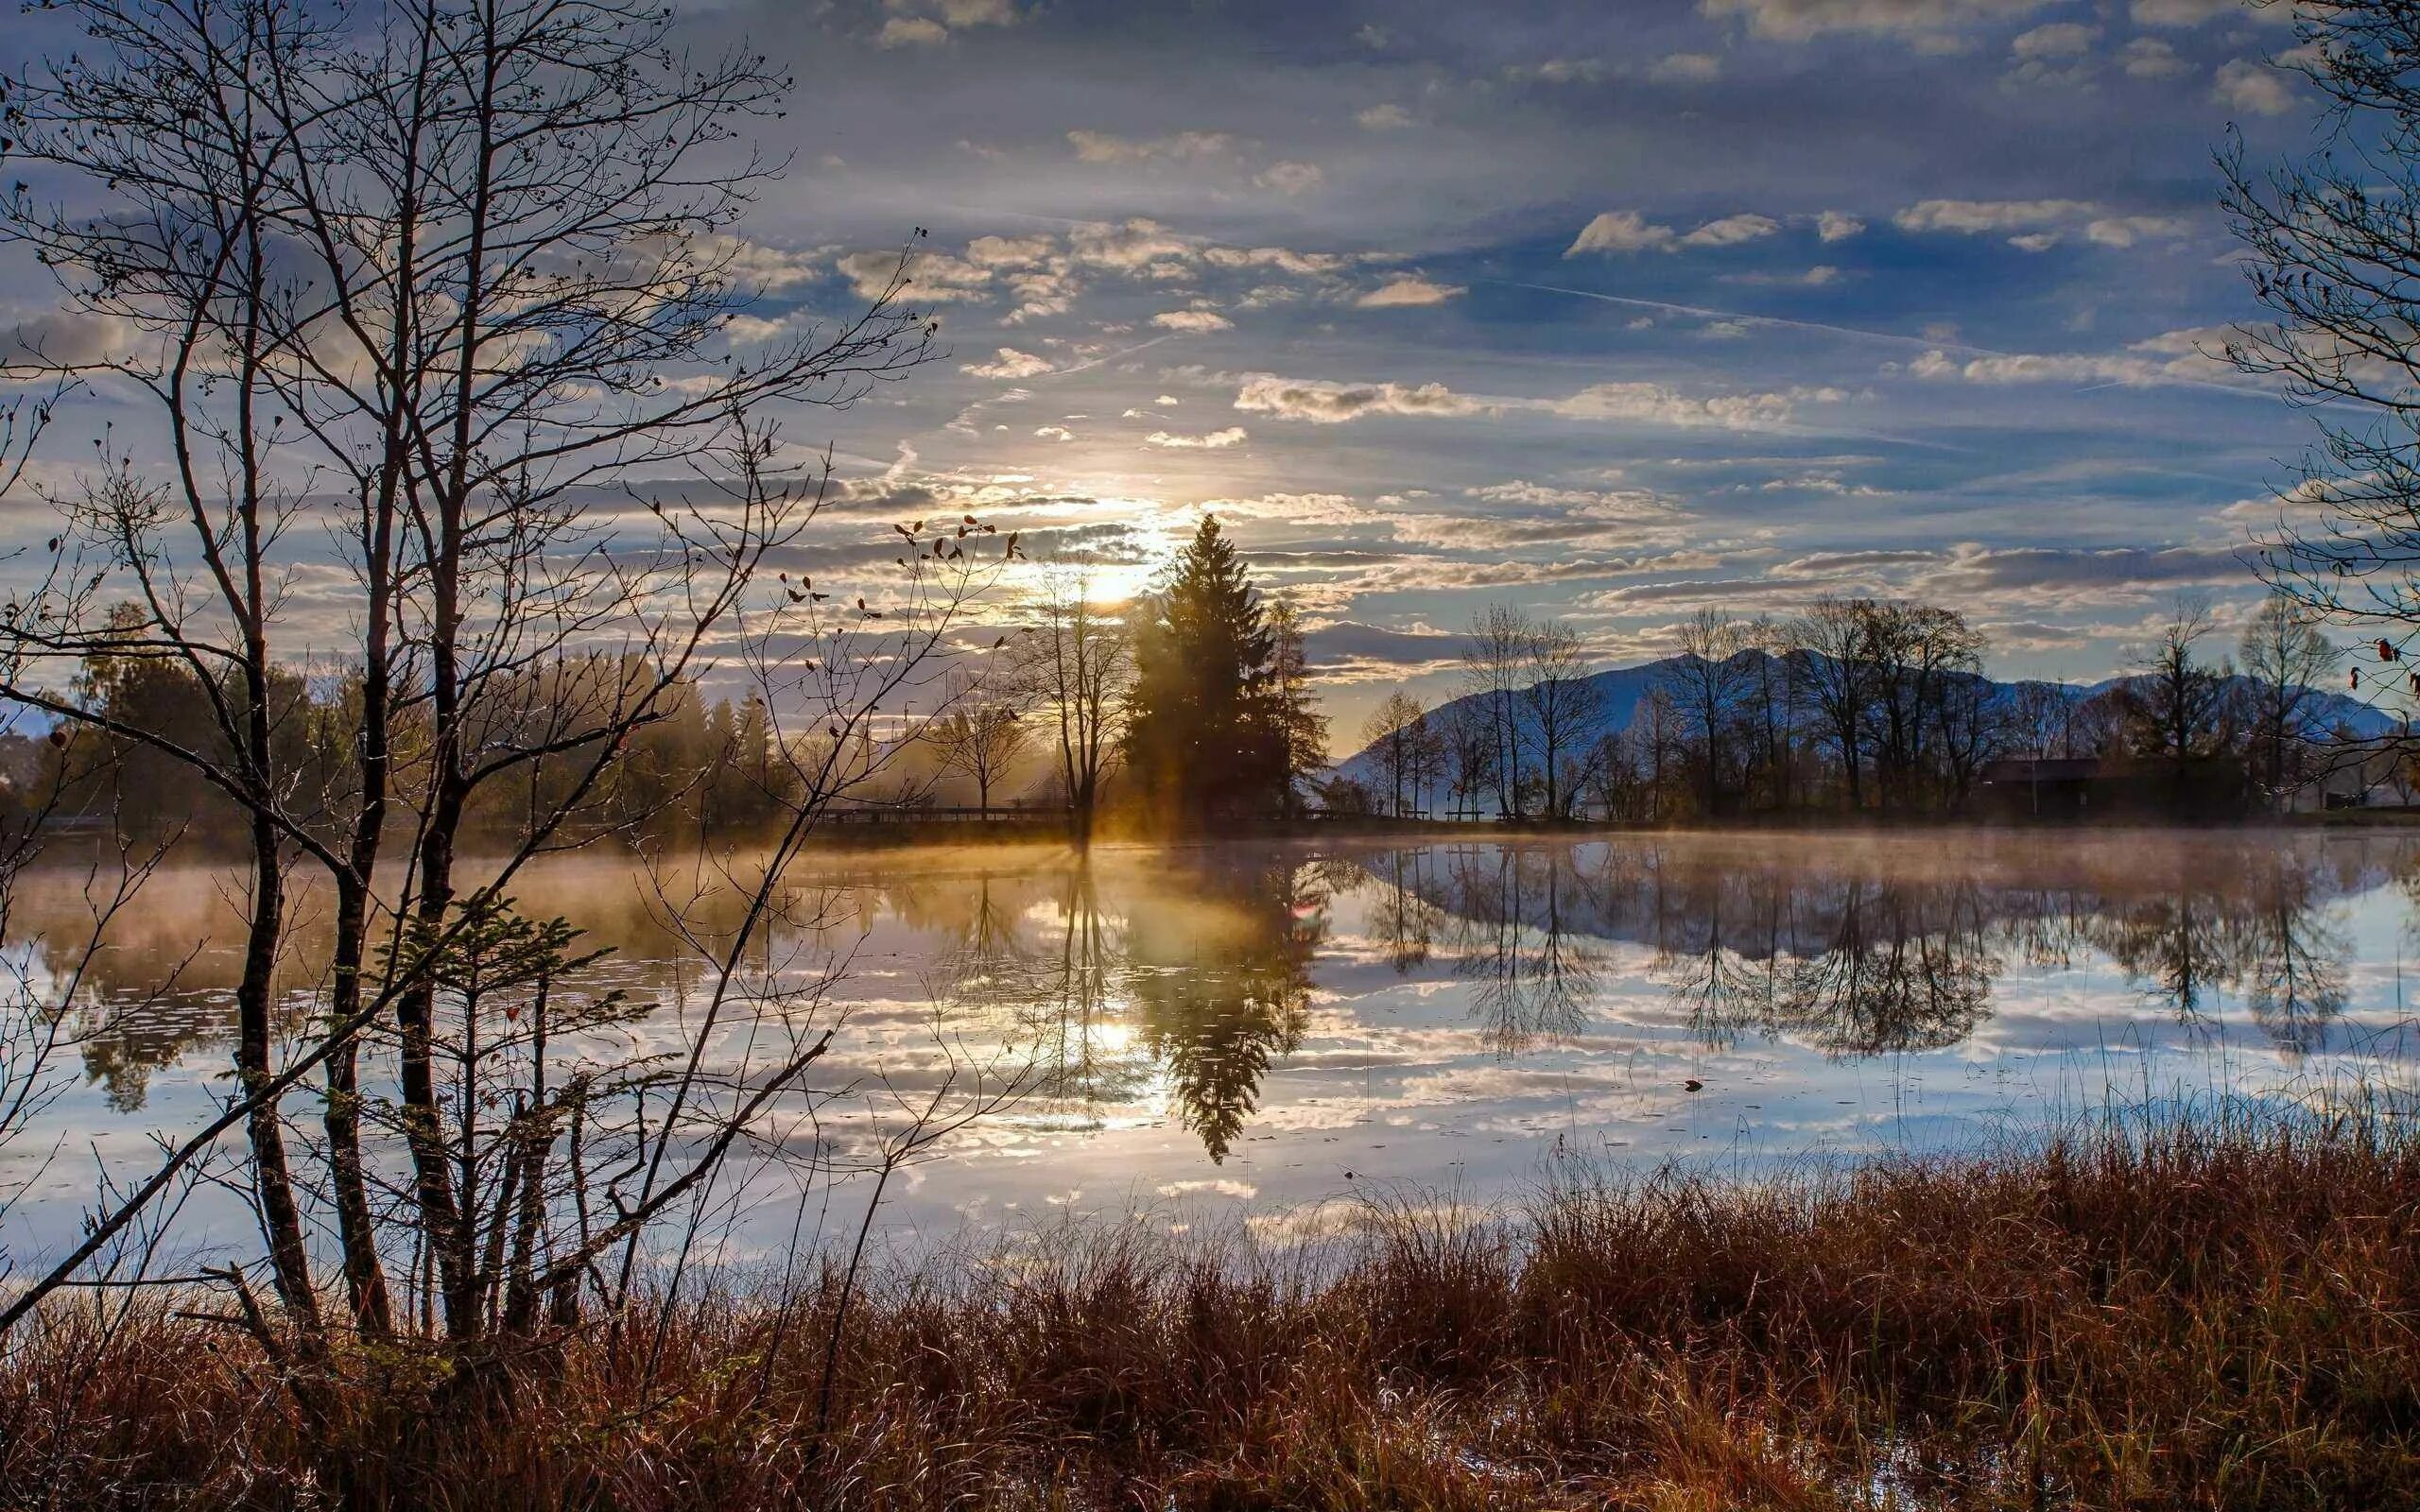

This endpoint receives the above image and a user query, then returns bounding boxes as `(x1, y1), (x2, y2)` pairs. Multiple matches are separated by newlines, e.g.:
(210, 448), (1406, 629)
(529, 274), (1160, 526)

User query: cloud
(0, 311), (139, 369)
(2083, 215), (2193, 247)
(1680, 213), (1782, 248)
(1817, 210), (1866, 242)
(875, 15), (947, 45)
(2213, 58), (2296, 116)
(1068, 218), (1197, 273)
(1033, 425), (1075, 441)
(1303, 622), (1471, 672)
(1233, 372), (1836, 431)
(1893, 198), (2097, 233)
(960, 346), (1054, 379)
(1357, 103), (1413, 129)
(1720, 265), (1845, 286)
(1895, 198), (2190, 250)
(1357, 275), (1465, 307)
(2005, 21), (2099, 85)
(1151, 308), (1235, 333)
(1506, 58), (1608, 84)
(1145, 426), (1248, 448)
(1255, 161), (1326, 194)
(1235, 375), (1486, 423)
(875, 0), (1017, 44)
(1546, 381), (1839, 427)
(1067, 129), (1235, 163)
(1897, 327), (2238, 387)
(1567, 210), (1677, 255)
(2120, 37), (2192, 78)
(964, 233), (1055, 267)
(1913, 542), (2248, 597)
(1700, 0), (2055, 44)
(1651, 52), (1724, 82)
(839, 247), (994, 302)
(2012, 22), (2095, 59)
(1569, 210), (1779, 255)
(2131, 0), (2283, 26)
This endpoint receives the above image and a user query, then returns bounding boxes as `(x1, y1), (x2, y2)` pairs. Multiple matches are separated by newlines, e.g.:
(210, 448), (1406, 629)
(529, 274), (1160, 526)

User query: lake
(6, 829), (2418, 1273)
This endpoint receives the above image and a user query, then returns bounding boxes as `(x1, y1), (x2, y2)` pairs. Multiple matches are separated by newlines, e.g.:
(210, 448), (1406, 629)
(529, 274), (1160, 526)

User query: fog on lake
(7, 829), (2416, 1265)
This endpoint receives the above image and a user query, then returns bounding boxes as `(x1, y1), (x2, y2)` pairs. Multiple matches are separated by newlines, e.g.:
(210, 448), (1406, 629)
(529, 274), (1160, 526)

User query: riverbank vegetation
(5, 1108), (2414, 1509)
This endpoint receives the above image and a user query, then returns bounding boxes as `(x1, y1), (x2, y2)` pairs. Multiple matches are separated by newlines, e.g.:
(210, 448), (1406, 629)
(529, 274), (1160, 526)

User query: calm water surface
(8, 830), (2419, 1268)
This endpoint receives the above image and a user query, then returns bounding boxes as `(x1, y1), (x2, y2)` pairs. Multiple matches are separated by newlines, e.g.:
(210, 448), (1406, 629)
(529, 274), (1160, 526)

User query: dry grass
(6, 1110), (2418, 1509)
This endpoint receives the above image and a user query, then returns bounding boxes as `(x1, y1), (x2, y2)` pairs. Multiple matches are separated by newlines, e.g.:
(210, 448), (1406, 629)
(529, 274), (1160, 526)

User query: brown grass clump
(5, 1111), (2417, 1509)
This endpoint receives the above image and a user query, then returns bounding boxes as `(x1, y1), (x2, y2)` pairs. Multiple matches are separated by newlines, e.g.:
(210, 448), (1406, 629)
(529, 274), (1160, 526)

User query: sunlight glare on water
(7, 829), (2417, 1268)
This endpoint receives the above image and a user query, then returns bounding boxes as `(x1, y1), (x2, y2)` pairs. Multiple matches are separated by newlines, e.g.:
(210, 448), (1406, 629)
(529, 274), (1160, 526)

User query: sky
(0, 0), (2357, 745)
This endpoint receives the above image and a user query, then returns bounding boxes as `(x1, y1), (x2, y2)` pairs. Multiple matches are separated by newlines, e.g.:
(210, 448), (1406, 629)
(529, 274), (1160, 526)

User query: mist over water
(8, 830), (2417, 1268)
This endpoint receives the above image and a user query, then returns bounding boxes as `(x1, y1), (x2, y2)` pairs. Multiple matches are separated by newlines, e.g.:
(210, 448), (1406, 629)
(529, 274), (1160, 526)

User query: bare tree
(1009, 568), (1132, 839)
(1360, 691), (1438, 818)
(1662, 610), (1753, 817)
(2239, 591), (2340, 807)
(1628, 685), (1683, 823)
(1522, 619), (1603, 821)
(1461, 605), (1534, 819)
(1864, 602), (1987, 812)
(2011, 680), (2080, 759)
(0, 0), (1007, 1397)
(928, 688), (1031, 818)
(2126, 593), (2239, 803)
(1788, 596), (1879, 813)
(1438, 699), (1495, 821)
(2225, 5), (2420, 658)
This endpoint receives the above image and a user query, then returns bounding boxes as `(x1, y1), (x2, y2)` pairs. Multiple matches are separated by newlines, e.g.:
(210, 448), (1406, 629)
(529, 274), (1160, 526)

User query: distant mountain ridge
(1333, 648), (2399, 794)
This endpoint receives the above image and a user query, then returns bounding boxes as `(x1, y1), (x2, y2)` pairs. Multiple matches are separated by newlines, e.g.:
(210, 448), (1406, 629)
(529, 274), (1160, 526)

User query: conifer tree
(1124, 517), (1301, 818)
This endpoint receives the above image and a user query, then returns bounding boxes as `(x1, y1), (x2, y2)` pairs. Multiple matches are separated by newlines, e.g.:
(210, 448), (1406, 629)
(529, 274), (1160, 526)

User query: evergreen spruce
(1123, 517), (1314, 819)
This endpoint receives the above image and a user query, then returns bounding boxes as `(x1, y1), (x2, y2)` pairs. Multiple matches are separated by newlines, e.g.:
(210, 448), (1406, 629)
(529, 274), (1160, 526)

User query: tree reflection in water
(1123, 855), (1320, 1161)
(15, 835), (2388, 1163)
(1436, 847), (1603, 1056)
(1350, 836), (2364, 1063)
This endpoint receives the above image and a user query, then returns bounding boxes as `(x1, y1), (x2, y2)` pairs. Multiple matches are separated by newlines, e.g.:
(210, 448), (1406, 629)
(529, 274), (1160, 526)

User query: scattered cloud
(1033, 425), (1075, 441)
(1357, 103), (1414, 129)
(1151, 308), (1235, 333)
(1817, 210), (1866, 242)
(2006, 21), (2099, 86)
(1235, 375), (1487, 424)
(2131, 0), (2283, 26)
(1067, 129), (1235, 163)
(1567, 210), (1677, 255)
(1232, 372), (1840, 431)
(1255, 160), (1326, 194)
(1506, 58), (1608, 84)
(1681, 213), (1782, 248)
(2120, 37), (2192, 79)
(1651, 52), (1724, 82)
(1699, 0), (2056, 45)
(960, 346), (1055, 379)
(2083, 214), (2194, 248)
(1569, 210), (1778, 254)
(1357, 275), (1466, 308)
(2213, 58), (2296, 116)
(875, 0), (1018, 44)
(1893, 198), (2097, 233)
(1145, 426), (1249, 448)
(1896, 326), (2238, 387)
(875, 15), (948, 46)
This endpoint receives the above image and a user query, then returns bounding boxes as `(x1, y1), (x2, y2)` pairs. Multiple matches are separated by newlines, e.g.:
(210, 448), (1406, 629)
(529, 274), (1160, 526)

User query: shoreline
(9, 1109), (2414, 1508)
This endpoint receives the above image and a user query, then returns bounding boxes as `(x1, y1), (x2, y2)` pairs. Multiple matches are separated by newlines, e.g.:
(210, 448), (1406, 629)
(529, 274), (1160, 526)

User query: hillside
(1332, 647), (2397, 799)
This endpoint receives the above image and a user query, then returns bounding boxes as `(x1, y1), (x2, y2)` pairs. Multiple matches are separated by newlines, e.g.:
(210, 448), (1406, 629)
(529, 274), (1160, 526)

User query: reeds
(6, 1106), (2416, 1508)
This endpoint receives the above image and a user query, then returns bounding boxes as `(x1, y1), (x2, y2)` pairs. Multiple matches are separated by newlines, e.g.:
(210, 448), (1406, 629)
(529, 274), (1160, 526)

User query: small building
(1976, 756), (2101, 820)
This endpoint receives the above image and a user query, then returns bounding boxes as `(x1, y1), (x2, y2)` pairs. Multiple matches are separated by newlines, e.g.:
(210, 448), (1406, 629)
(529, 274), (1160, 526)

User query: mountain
(1331, 649), (2398, 799)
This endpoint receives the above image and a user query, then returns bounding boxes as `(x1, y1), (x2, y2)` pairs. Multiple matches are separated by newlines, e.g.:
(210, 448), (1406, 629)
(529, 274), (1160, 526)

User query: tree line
(1345, 590), (2361, 822)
